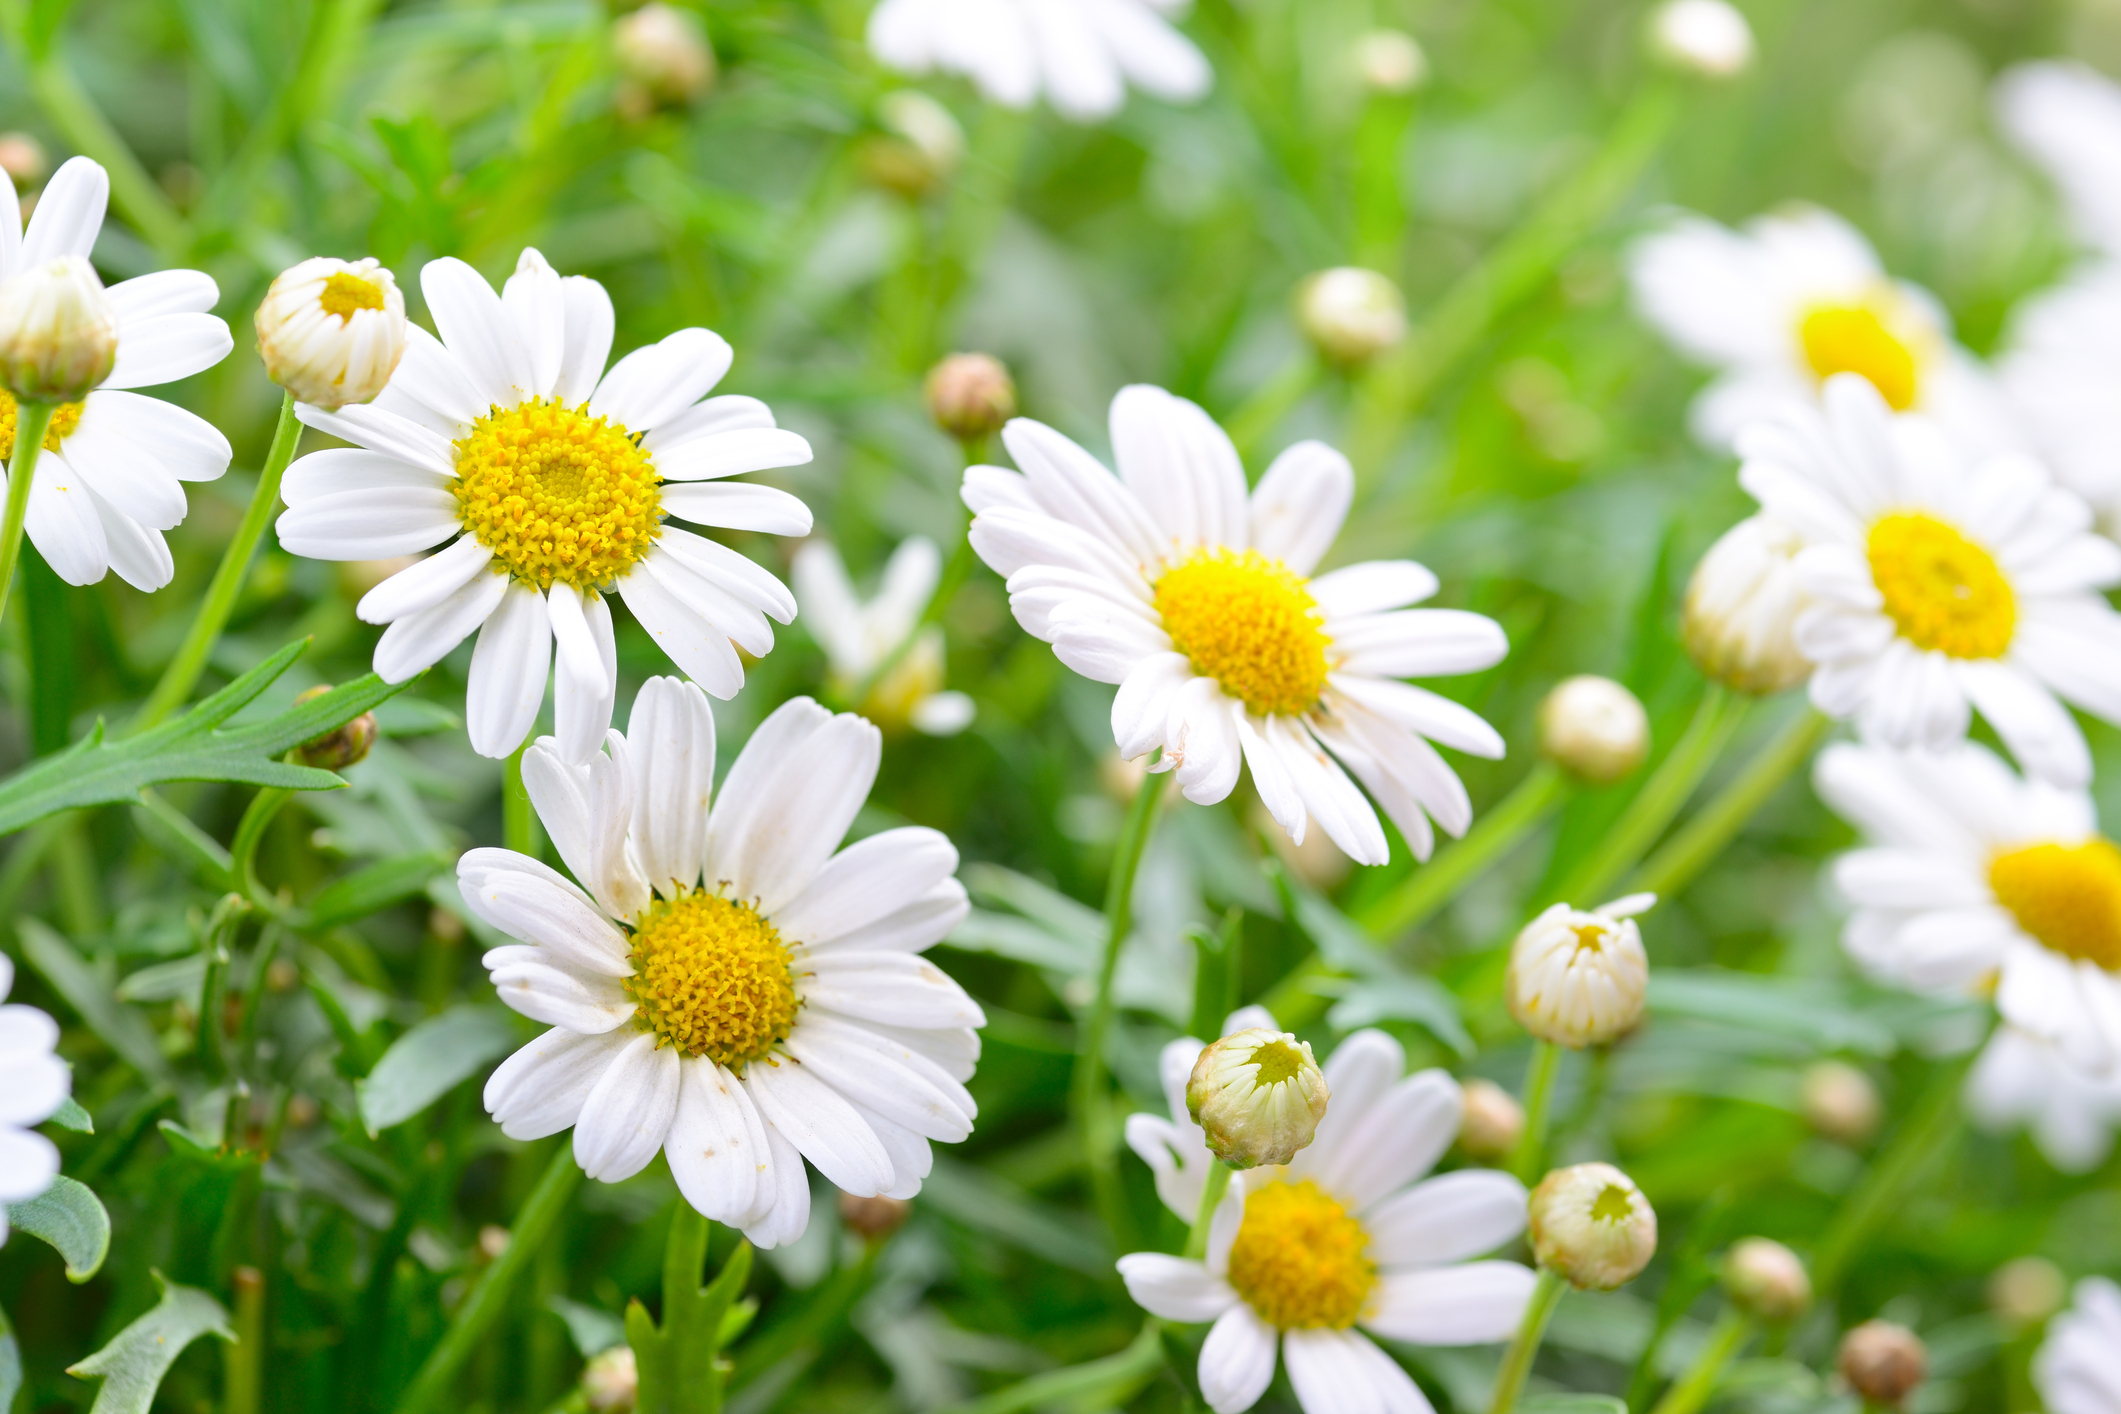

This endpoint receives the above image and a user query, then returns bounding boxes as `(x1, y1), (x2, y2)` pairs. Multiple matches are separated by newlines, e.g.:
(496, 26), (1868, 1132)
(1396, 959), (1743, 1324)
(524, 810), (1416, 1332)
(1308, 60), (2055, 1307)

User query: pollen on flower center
(1988, 839), (2121, 971)
(623, 890), (800, 1068)
(1225, 1180), (1376, 1330)
(1866, 513), (2015, 659)
(318, 271), (387, 320)
(1152, 547), (1330, 718)
(452, 399), (662, 591)
(1799, 303), (1919, 410)
(0, 389), (85, 454)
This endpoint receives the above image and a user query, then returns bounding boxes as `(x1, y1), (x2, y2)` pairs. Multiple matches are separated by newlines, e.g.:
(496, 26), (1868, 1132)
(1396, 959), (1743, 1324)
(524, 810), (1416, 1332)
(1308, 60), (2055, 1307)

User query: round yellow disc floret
(623, 890), (800, 1069)
(1866, 513), (2015, 660)
(318, 270), (387, 320)
(1225, 1180), (1377, 1330)
(1989, 839), (2121, 971)
(1800, 304), (1919, 411)
(0, 388), (85, 454)
(1152, 547), (1331, 718)
(452, 399), (662, 591)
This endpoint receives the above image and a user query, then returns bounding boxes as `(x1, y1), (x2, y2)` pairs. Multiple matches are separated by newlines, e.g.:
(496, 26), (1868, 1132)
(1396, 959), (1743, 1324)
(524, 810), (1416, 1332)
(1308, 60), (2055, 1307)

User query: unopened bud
(1722, 1237), (1810, 1323)
(839, 1190), (912, 1241)
(613, 3), (715, 106)
(1528, 1162), (1658, 1290)
(1354, 30), (1427, 94)
(1508, 895), (1653, 1048)
(861, 91), (966, 198)
(0, 256), (118, 403)
(1538, 675), (1649, 783)
(1837, 1321), (1926, 1409)
(582, 1344), (638, 1414)
(0, 133), (47, 187)
(257, 257), (409, 410)
(1458, 1078), (1525, 1164)
(1801, 1060), (1881, 1146)
(477, 1224), (511, 1260)
(1683, 515), (1810, 695)
(1186, 1027), (1329, 1169)
(925, 352), (1016, 443)
(1988, 1256), (2065, 1330)
(293, 685), (378, 771)
(1298, 267), (1406, 367)
(1650, 0), (1756, 78)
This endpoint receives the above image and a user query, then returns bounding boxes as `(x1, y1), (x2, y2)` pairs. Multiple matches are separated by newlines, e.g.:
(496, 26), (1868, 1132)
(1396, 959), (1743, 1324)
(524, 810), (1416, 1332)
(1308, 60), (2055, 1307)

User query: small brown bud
(477, 1224), (511, 1261)
(266, 958), (300, 993)
(582, 1345), (638, 1413)
(292, 684), (378, 771)
(1802, 1061), (1882, 1146)
(1457, 1078), (1525, 1164)
(285, 1093), (321, 1128)
(612, 3), (714, 106)
(1988, 1255), (2065, 1330)
(925, 352), (1016, 443)
(429, 907), (466, 944)
(839, 1190), (912, 1241)
(1721, 1237), (1811, 1323)
(0, 133), (48, 187)
(1837, 1320), (1926, 1409)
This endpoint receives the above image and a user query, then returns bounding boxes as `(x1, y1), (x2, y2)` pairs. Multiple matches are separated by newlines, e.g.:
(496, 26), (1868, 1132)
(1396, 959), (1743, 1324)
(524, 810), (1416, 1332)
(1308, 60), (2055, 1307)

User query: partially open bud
(1354, 30), (1427, 94)
(1458, 1078), (1525, 1165)
(1528, 1162), (1657, 1290)
(839, 1190), (912, 1242)
(582, 1345), (638, 1414)
(1801, 1060), (1882, 1147)
(0, 256), (118, 403)
(925, 352), (1016, 444)
(1987, 1255), (2065, 1331)
(1186, 1027), (1329, 1169)
(1683, 515), (1810, 695)
(861, 91), (966, 199)
(257, 257), (408, 411)
(293, 685), (378, 772)
(1649, 0), (1756, 79)
(1837, 1321), (1926, 1409)
(613, 3), (715, 107)
(1508, 895), (1653, 1048)
(1298, 267), (1407, 368)
(1721, 1237), (1811, 1323)
(1538, 675), (1649, 784)
(0, 133), (47, 188)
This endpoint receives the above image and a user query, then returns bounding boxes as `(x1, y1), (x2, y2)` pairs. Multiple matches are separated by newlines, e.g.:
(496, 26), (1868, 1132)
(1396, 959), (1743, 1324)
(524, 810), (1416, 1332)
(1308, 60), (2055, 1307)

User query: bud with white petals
(0, 256), (117, 404)
(1298, 267), (1407, 367)
(862, 91), (966, 198)
(581, 1345), (638, 1413)
(1837, 1321), (1926, 1409)
(1538, 675), (1649, 783)
(1458, 1077), (1525, 1164)
(1721, 1237), (1811, 1323)
(1683, 515), (1810, 695)
(1649, 0), (1756, 78)
(613, 3), (715, 107)
(1186, 1027), (1329, 1169)
(1354, 30), (1428, 94)
(256, 257), (409, 410)
(1508, 894), (1653, 1048)
(1528, 1162), (1658, 1290)
(1801, 1060), (1881, 1146)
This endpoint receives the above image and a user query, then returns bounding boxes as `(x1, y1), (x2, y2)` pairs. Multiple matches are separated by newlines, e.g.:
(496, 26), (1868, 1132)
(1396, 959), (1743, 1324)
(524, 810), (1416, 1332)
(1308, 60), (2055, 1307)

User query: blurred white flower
(1648, 0), (1755, 79)
(1999, 264), (2121, 535)
(793, 536), (975, 736)
(0, 953), (71, 1246)
(1537, 675), (1649, 783)
(1967, 1024), (2121, 1173)
(255, 257), (408, 411)
(1681, 514), (1811, 694)
(1297, 268), (1407, 368)
(1507, 894), (1654, 1048)
(1996, 62), (2121, 258)
(2036, 1277), (2121, 1414)
(1353, 30), (1426, 95)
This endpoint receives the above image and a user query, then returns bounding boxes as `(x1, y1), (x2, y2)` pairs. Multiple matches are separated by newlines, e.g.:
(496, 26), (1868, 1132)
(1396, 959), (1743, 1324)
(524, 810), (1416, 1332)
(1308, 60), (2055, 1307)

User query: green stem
(134, 392), (301, 732)
(631, 1205), (752, 1414)
(1183, 1162), (1232, 1261)
(1812, 1054), (1971, 1298)
(504, 738), (540, 860)
(661, 1204), (711, 1356)
(1646, 1308), (1751, 1414)
(1509, 1039), (1564, 1184)
(1363, 761), (1569, 939)
(225, 1265), (265, 1414)
(936, 1321), (1164, 1414)
(1629, 707), (1832, 898)
(0, 400), (53, 627)
(1225, 354), (1322, 462)
(1486, 1268), (1566, 1414)
(231, 787), (294, 908)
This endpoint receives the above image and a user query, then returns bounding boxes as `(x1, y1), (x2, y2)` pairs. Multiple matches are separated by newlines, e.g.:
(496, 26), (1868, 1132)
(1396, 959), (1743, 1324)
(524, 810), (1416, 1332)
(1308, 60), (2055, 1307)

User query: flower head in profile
(463, 678), (983, 1249)
(1967, 1024), (2121, 1173)
(1507, 894), (1654, 1048)
(1682, 514), (1812, 695)
(792, 536), (974, 736)
(2037, 1276), (2121, 1414)
(255, 257), (408, 410)
(277, 249), (815, 763)
(0, 954), (71, 1244)
(964, 385), (1508, 865)
(1186, 1026), (1327, 1169)
(0, 157), (234, 590)
(1121, 1019), (1534, 1414)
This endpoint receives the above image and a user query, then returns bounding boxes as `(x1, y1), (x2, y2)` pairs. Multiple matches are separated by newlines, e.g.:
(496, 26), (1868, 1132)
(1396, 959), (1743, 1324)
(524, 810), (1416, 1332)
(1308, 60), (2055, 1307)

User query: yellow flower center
(0, 389), (85, 455)
(1152, 548), (1330, 718)
(623, 890), (800, 1069)
(1865, 513), (2015, 659)
(319, 271), (387, 320)
(1225, 1180), (1376, 1330)
(451, 399), (662, 591)
(1989, 840), (2121, 971)
(1799, 303), (1920, 411)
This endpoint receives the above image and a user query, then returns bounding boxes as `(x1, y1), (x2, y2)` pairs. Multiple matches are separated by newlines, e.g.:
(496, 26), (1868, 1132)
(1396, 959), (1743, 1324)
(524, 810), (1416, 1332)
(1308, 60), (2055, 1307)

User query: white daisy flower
(1120, 1023), (1534, 1414)
(1627, 205), (2017, 451)
(276, 249), (815, 764)
(0, 157), (234, 590)
(0, 953), (72, 1246)
(1815, 739), (2121, 1075)
(2037, 1277), (2121, 1414)
(791, 536), (975, 736)
(1966, 1024), (2121, 1174)
(463, 677), (983, 1249)
(1996, 263), (2121, 532)
(1996, 62), (2121, 258)
(866, 0), (1211, 123)
(1737, 374), (2121, 788)
(962, 385), (1509, 866)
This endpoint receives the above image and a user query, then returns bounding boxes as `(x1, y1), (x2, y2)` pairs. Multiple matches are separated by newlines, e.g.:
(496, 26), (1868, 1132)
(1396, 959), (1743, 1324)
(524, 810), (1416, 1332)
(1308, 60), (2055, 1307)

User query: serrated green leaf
(307, 850), (454, 929)
(47, 1096), (93, 1133)
(7, 1174), (111, 1282)
(356, 1004), (521, 1136)
(0, 1304), (20, 1414)
(67, 1273), (234, 1414)
(17, 920), (174, 1088)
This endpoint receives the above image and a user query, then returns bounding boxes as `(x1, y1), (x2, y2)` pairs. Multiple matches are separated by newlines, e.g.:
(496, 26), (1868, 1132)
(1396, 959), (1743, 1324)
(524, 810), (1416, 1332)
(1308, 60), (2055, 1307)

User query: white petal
(659, 481), (814, 536)
(21, 452), (108, 585)
(1199, 1304), (1278, 1414)
(1363, 1262), (1536, 1345)
(297, 403), (457, 478)
(82, 391), (229, 481)
(284, 447), (449, 505)
(706, 707), (880, 912)
(1364, 1170), (1529, 1267)
(615, 559), (746, 698)
(373, 567), (509, 683)
(276, 486), (461, 560)
(465, 582), (553, 758)
(423, 256), (533, 405)
(1283, 1327), (1432, 1414)
(651, 427), (814, 480)
(591, 327), (735, 432)
(771, 827), (960, 945)
(626, 675), (716, 897)
(19, 157), (105, 265)
(555, 275), (616, 407)
(1312, 562), (1440, 618)
(664, 1058), (763, 1224)
(483, 946), (634, 1033)
(484, 1027), (632, 1140)
(740, 1114), (812, 1249)
(1251, 441), (1353, 575)
(502, 248), (566, 398)
(784, 1024), (973, 1142)
(91, 492), (174, 591)
(573, 1033), (682, 1182)
(550, 583), (618, 765)
(803, 952), (986, 1029)
(1117, 1253), (1236, 1322)
(1110, 384), (1248, 551)
(356, 536), (495, 624)
(744, 1056), (894, 1195)
(459, 866), (631, 976)
(102, 313), (232, 389)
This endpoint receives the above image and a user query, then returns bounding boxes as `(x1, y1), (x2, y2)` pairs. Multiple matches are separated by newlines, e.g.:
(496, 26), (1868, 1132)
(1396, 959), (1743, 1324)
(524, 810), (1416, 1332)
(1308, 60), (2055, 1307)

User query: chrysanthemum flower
(463, 678), (982, 1248)
(1816, 740), (2121, 1075)
(0, 157), (233, 589)
(0, 954), (71, 1245)
(792, 536), (974, 735)
(1995, 62), (2121, 259)
(1997, 265), (2121, 533)
(2037, 1277), (2121, 1414)
(1966, 1024), (2121, 1174)
(963, 385), (1508, 864)
(1121, 1019), (1534, 1414)
(277, 249), (814, 762)
(866, 0), (1210, 122)
(1738, 375), (2121, 788)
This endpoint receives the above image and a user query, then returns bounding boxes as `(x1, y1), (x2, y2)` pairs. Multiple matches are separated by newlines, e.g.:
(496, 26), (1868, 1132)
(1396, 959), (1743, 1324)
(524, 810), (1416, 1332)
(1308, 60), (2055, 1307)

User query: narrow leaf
(307, 850), (454, 930)
(0, 1304), (20, 1414)
(18, 920), (174, 1088)
(67, 1273), (234, 1414)
(48, 1096), (93, 1133)
(8, 1174), (112, 1281)
(356, 1004), (521, 1136)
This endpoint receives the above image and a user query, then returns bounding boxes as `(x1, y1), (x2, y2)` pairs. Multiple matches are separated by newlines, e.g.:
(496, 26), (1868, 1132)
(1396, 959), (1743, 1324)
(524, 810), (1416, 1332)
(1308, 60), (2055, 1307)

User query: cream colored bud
(862, 91), (966, 198)
(1650, 0), (1756, 78)
(1528, 1162), (1658, 1290)
(256, 257), (408, 410)
(1298, 267), (1407, 367)
(1354, 30), (1427, 94)
(613, 3), (715, 105)
(0, 256), (117, 403)
(1186, 1027), (1329, 1169)
(1801, 1060), (1882, 1146)
(1507, 895), (1653, 1048)
(1458, 1078), (1525, 1164)
(0, 133), (47, 187)
(1837, 1321), (1925, 1409)
(582, 1345), (638, 1414)
(925, 352), (1016, 443)
(1988, 1256), (2065, 1330)
(1683, 515), (1810, 694)
(1721, 1237), (1810, 1323)
(839, 1190), (912, 1241)
(1538, 675), (1649, 783)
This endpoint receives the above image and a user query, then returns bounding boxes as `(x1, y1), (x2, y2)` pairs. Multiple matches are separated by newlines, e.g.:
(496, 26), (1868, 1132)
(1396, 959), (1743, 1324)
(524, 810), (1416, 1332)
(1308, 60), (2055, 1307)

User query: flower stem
(0, 399), (54, 627)
(134, 392), (302, 733)
(1486, 1267), (1566, 1414)
(1812, 1053), (1971, 1298)
(1183, 1162), (1233, 1261)
(1509, 1039), (1564, 1184)
(1629, 706), (1831, 899)
(1646, 1307), (1751, 1414)
(231, 788), (294, 909)
(631, 1205), (754, 1414)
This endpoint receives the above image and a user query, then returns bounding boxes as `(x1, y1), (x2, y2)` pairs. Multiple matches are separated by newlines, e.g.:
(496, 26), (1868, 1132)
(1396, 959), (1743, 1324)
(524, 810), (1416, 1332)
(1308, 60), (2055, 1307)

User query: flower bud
(925, 352), (1016, 443)
(1298, 267), (1407, 367)
(582, 1345), (638, 1414)
(0, 133), (47, 187)
(1649, 0), (1756, 78)
(839, 1190), (913, 1241)
(1528, 1162), (1658, 1290)
(1457, 1077), (1525, 1165)
(293, 685), (378, 772)
(1186, 1027), (1329, 1170)
(1721, 1237), (1811, 1323)
(613, 3), (715, 107)
(1683, 515), (1809, 695)
(1837, 1320), (1925, 1409)
(1354, 30), (1427, 94)
(0, 256), (118, 403)
(256, 257), (409, 411)
(1538, 675), (1649, 784)
(861, 91), (966, 198)
(1508, 895), (1653, 1048)
(1987, 1255), (2065, 1330)
(1801, 1060), (1882, 1146)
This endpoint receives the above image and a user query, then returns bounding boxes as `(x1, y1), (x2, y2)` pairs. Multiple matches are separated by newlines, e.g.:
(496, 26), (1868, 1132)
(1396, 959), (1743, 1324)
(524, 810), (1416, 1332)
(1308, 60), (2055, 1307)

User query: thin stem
(0, 400), (54, 626)
(1363, 761), (1569, 940)
(1183, 1162), (1232, 1261)
(134, 392), (301, 732)
(1486, 1268), (1566, 1414)
(1812, 1054), (1971, 1297)
(661, 1204), (712, 1353)
(935, 1321), (1164, 1414)
(225, 1266), (265, 1414)
(231, 788), (294, 908)
(504, 738), (540, 860)
(1509, 1039), (1564, 1184)
(1629, 707), (1832, 898)
(1646, 1308), (1751, 1414)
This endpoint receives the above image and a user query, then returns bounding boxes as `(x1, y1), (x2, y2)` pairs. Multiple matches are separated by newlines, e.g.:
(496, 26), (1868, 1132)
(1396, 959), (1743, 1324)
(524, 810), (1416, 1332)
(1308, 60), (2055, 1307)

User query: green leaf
(17, 919), (174, 1088)
(0, 1304), (20, 1414)
(1324, 974), (1476, 1058)
(307, 850), (454, 930)
(356, 1004), (521, 1136)
(1647, 972), (1898, 1057)
(0, 640), (413, 838)
(1520, 1397), (1628, 1414)
(67, 1273), (234, 1414)
(548, 1296), (627, 1356)
(7, 1174), (111, 1281)
(47, 1096), (93, 1133)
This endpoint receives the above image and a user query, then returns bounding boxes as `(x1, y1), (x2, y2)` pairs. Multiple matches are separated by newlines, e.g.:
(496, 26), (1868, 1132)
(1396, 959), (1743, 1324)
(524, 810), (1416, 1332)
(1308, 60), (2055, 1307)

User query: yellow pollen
(1571, 924), (1609, 953)
(318, 271), (387, 320)
(0, 389), (85, 455)
(1152, 548), (1330, 718)
(622, 890), (800, 1068)
(452, 398), (662, 591)
(1866, 513), (2015, 659)
(1989, 839), (2121, 971)
(1225, 1180), (1376, 1330)
(1799, 303), (1920, 411)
